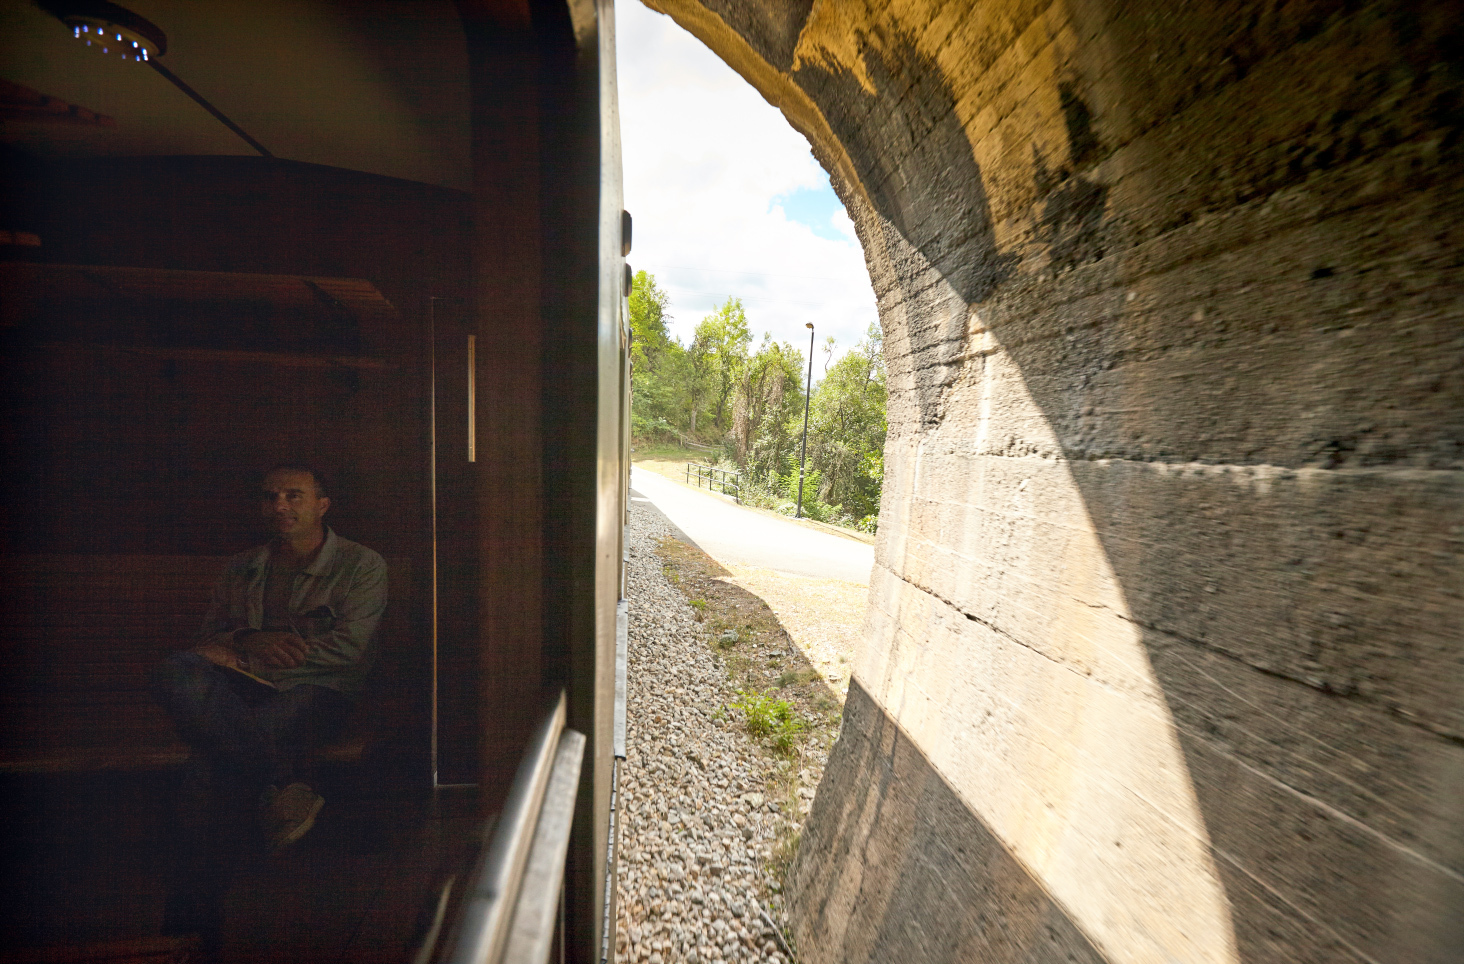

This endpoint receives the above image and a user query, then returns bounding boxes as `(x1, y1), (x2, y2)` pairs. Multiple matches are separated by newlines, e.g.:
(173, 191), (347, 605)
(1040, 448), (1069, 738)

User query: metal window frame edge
(442, 692), (587, 964)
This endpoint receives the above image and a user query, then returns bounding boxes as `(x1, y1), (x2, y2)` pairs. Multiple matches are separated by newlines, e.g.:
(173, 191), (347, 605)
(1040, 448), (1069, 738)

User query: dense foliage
(806, 322), (886, 525)
(629, 270), (887, 531)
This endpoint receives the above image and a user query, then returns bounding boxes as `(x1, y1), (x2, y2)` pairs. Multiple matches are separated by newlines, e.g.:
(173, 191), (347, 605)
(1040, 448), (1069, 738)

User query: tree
(729, 334), (805, 480)
(628, 271), (692, 439)
(627, 275), (888, 530)
(683, 329), (715, 436)
(807, 322), (886, 519)
(628, 270), (673, 373)
(689, 298), (751, 433)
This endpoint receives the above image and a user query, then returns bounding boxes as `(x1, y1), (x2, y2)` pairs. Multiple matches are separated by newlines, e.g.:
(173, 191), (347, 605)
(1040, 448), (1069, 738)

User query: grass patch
(630, 440), (713, 463)
(775, 668), (821, 689)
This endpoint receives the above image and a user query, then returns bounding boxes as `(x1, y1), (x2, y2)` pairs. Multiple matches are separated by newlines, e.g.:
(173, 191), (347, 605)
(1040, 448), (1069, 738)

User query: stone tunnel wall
(641, 2), (1463, 962)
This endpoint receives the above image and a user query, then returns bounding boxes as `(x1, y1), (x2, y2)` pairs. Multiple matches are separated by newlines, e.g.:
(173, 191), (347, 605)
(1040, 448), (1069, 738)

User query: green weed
(731, 689), (786, 737)
(731, 689), (806, 757)
(770, 716), (807, 756)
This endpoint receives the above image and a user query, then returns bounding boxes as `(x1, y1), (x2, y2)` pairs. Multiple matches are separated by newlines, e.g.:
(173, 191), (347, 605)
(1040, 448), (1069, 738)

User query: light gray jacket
(200, 528), (388, 695)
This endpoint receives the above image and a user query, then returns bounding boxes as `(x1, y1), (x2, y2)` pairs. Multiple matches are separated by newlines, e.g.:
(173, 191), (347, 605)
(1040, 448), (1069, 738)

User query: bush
(631, 413), (679, 441)
(726, 461), (876, 532)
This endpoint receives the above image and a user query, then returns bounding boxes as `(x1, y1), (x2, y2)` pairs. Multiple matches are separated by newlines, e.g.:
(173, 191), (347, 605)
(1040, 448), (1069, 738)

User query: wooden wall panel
(0, 156), (474, 789)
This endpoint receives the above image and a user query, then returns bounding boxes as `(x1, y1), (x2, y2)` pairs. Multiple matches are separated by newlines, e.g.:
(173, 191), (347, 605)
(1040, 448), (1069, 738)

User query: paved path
(630, 466), (873, 585)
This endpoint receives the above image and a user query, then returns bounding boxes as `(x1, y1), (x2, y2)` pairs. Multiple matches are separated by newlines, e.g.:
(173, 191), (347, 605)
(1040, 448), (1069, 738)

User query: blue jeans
(150, 652), (352, 944)
(150, 652), (352, 791)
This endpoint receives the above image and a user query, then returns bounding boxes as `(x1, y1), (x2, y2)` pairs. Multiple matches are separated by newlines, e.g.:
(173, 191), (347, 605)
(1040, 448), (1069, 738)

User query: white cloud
(616, 1), (878, 359)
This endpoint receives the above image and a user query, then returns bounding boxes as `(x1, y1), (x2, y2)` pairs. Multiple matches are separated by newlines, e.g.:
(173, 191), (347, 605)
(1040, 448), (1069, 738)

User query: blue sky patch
(774, 184), (847, 241)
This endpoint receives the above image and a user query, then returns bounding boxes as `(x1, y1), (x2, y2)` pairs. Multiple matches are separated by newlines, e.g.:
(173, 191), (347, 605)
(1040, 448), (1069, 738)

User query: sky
(615, 1), (879, 362)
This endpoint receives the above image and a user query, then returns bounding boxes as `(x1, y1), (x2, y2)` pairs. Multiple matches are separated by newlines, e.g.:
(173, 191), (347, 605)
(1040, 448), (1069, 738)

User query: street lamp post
(796, 322), (814, 518)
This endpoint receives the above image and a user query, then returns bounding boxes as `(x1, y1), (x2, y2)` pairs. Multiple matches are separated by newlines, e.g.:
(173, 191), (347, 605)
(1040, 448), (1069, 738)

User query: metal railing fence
(685, 463), (740, 503)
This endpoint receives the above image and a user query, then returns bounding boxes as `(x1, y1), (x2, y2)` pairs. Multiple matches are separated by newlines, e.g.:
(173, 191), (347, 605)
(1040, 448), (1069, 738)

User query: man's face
(260, 470), (330, 539)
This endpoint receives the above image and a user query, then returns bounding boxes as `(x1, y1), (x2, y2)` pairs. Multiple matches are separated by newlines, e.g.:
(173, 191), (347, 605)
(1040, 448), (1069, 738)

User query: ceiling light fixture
(37, 0), (273, 158)
(43, 0), (166, 63)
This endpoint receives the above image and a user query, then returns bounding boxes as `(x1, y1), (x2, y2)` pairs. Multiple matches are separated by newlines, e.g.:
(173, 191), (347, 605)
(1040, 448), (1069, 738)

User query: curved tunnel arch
(637, 2), (1464, 962)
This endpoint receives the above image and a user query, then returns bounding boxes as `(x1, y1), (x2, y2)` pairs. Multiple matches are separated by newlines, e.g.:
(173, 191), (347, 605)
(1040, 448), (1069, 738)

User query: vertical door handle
(467, 335), (476, 462)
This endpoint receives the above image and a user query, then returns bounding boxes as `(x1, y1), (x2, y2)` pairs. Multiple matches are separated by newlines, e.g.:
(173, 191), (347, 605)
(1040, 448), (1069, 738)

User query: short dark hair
(262, 464), (330, 499)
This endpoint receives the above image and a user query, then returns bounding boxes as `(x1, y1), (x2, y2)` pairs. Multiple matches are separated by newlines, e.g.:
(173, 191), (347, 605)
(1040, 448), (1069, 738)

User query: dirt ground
(655, 536), (845, 729)
(718, 567), (865, 702)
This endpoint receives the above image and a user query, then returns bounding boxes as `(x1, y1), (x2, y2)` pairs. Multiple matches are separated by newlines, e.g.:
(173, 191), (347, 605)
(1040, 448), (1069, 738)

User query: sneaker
(265, 782), (324, 852)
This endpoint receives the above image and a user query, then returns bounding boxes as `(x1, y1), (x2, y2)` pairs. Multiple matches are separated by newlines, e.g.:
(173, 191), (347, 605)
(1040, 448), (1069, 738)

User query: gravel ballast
(614, 501), (816, 964)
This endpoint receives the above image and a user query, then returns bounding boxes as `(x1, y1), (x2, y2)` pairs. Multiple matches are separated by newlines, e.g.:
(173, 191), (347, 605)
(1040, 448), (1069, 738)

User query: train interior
(1, 2), (623, 961)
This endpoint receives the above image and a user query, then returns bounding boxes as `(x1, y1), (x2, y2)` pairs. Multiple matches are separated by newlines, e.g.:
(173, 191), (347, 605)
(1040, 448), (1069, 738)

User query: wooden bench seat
(0, 934), (198, 964)
(0, 554), (416, 775)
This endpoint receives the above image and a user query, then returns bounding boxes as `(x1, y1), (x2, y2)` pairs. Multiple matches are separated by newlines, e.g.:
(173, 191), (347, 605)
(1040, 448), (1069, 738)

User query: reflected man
(150, 465), (386, 936)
